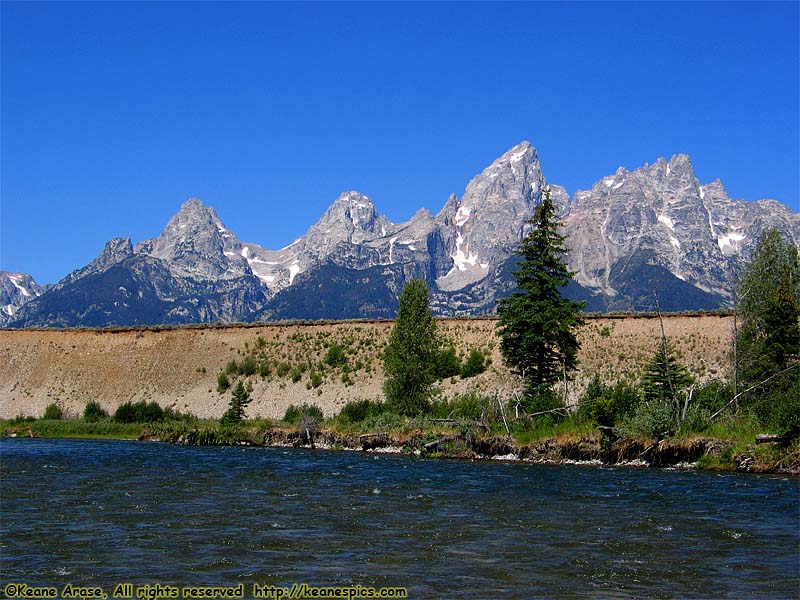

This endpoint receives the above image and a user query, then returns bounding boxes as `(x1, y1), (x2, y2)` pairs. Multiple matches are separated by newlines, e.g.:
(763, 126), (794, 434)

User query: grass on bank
(3, 386), (798, 473)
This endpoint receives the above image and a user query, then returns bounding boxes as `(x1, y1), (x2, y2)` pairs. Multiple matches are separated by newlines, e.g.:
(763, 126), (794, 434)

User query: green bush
(43, 403), (64, 420)
(276, 362), (290, 377)
(519, 386), (564, 425)
(309, 371), (323, 388)
(113, 401), (165, 423)
(617, 400), (675, 439)
(225, 360), (239, 375)
(692, 379), (732, 414)
(680, 405), (712, 434)
(359, 410), (405, 432)
(216, 372), (231, 393)
(460, 348), (487, 378)
(751, 378), (800, 440)
(240, 355), (258, 377)
(325, 343), (347, 368)
(429, 392), (494, 421)
(258, 361), (271, 378)
(578, 378), (641, 427)
(83, 401), (108, 423)
(283, 403), (324, 425)
(10, 414), (35, 425)
(432, 345), (461, 380)
(337, 399), (387, 424)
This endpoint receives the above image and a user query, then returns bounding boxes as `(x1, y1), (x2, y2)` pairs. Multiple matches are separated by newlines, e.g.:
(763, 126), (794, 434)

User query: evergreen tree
(641, 342), (693, 404)
(383, 279), (439, 415)
(221, 381), (251, 425)
(496, 188), (585, 399)
(737, 228), (800, 394)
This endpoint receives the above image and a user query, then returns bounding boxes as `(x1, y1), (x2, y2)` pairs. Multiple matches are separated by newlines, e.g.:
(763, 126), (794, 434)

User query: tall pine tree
(496, 188), (585, 402)
(383, 279), (439, 416)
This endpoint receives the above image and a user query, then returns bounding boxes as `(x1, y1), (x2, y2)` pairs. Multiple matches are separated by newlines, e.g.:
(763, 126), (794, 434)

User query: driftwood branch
(710, 364), (799, 421)
(517, 407), (570, 420)
(496, 390), (511, 436)
(424, 434), (462, 452)
(755, 434), (781, 444)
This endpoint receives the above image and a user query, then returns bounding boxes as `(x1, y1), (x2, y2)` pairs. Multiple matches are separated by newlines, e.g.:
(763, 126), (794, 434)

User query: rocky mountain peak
(52, 237), (135, 291)
(323, 191), (384, 234)
(0, 271), (44, 324)
(492, 140), (536, 166)
(134, 198), (250, 280)
(307, 191), (393, 246)
(96, 237), (134, 267)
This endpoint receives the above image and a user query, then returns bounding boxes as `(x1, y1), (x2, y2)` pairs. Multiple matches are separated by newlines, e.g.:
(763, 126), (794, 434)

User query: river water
(1, 438), (798, 599)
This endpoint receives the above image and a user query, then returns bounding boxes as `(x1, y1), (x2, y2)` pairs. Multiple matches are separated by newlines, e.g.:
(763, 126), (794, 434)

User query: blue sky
(1, 1), (798, 284)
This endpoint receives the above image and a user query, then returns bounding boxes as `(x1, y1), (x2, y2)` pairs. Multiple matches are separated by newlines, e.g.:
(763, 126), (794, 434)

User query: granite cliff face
(5, 141), (798, 327)
(563, 155), (799, 309)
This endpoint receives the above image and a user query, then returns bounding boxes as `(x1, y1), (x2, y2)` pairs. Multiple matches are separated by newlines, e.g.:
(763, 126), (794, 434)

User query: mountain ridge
(4, 141), (798, 327)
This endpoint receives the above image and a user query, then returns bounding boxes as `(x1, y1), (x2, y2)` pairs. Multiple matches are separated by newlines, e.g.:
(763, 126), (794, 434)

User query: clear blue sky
(2, 1), (798, 284)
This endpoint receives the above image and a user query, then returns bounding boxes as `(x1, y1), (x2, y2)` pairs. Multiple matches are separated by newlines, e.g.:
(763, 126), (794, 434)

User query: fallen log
(755, 433), (782, 444)
(424, 434), (462, 452)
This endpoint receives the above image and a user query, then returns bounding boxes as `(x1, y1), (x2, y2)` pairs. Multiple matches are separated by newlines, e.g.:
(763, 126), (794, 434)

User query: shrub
(433, 345), (461, 380)
(83, 401), (108, 423)
(429, 392), (493, 421)
(225, 360), (239, 375)
(258, 361), (271, 378)
(691, 379), (732, 414)
(360, 409), (405, 432)
(325, 343), (347, 368)
(460, 348), (487, 378)
(617, 400), (675, 439)
(216, 372), (231, 394)
(276, 362), (290, 377)
(520, 386), (564, 424)
(578, 378), (641, 427)
(309, 371), (323, 388)
(751, 378), (800, 440)
(337, 399), (386, 424)
(240, 355), (258, 377)
(283, 403), (324, 425)
(680, 405), (712, 434)
(113, 401), (165, 423)
(43, 403), (64, 420)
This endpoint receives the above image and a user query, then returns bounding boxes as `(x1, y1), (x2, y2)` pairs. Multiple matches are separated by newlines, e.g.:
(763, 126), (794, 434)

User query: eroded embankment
(140, 426), (800, 475)
(1, 314), (734, 420)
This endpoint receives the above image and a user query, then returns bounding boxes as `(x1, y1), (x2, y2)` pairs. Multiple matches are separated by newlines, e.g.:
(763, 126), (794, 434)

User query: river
(1, 438), (797, 599)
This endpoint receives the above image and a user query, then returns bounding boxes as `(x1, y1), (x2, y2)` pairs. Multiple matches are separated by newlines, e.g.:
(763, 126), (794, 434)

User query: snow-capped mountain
(564, 154), (798, 307)
(0, 272), (44, 325)
(5, 141), (798, 327)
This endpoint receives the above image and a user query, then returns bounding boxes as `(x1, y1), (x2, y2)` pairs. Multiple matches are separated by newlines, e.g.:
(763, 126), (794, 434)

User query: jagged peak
(668, 153), (692, 165)
(331, 190), (375, 210)
(703, 178), (727, 194)
(179, 197), (205, 210)
(160, 197), (227, 235)
(410, 207), (434, 221)
(488, 140), (538, 169)
(100, 237), (133, 258)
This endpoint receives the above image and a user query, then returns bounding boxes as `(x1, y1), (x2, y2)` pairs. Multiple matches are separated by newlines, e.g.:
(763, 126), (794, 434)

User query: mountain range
(3, 141), (798, 327)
